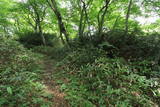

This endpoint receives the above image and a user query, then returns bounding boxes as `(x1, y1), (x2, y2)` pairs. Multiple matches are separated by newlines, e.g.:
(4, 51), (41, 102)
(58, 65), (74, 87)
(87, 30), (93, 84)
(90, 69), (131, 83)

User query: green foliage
(0, 38), (51, 106)
(32, 46), (56, 56)
(56, 47), (160, 107)
(51, 45), (71, 61)
(18, 32), (58, 47)
(71, 29), (160, 63)
(0, 0), (14, 35)
(99, 30), (160, 61)
(0, 0), (160, 106)
(58, 46), (106, 67)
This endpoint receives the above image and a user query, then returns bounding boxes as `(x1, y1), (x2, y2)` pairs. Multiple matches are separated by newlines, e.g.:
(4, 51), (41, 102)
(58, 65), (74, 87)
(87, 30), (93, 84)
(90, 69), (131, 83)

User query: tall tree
(18, 0), (47, 45)
(78, 0), (93, 39)
(125, 0), (133, 34)
(47, 0), (70, 45)
(97, 0), (111, 37)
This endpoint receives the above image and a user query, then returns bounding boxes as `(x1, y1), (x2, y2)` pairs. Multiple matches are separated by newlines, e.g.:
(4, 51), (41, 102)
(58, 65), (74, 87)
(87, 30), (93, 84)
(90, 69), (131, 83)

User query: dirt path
(41, 56), (69, 107)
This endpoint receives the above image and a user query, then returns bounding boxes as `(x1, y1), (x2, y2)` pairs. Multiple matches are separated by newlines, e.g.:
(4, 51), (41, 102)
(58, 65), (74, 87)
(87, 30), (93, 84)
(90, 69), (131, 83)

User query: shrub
(98, 30), (160, 62)
(32, 46), (56, 56)
(58, 58), (160, 106)
(74, 30), (160, 62)
(18, 32), (58, 47)
(57, 46), (106, 67)
(56, 48), (160, 107)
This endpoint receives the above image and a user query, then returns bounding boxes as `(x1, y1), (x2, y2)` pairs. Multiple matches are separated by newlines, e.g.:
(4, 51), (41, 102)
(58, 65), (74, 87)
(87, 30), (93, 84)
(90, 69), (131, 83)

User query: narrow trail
(41, 56), (69, 107)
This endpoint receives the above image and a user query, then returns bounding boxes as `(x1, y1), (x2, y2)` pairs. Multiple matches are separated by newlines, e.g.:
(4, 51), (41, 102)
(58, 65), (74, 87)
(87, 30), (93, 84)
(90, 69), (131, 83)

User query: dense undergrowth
(0, 38), (51, 106)
(18, 32), (59, 47)
(75, 30), (160, 62)
(55, 47), (159, 106)
(50, 31), (160, 107)
(1, 29), (160, 107)
(1, 0), (160, 106)
(105, 31), (160, 61)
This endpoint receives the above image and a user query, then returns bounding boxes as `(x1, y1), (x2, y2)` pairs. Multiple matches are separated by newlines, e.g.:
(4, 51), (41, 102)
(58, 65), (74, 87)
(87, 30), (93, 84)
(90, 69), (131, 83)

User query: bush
(0, 39), (51, 106)
(104, 31), (160, 61)
(56, 48), (160, 107)
(73, 30), (160, 62)
(18, 32), (58, 47)
(57, 46), (106, 67)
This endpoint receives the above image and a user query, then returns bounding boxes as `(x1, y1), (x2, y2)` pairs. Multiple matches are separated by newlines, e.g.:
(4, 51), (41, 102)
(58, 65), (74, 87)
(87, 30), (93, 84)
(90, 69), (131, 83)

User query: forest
(0, 0), (160, 106)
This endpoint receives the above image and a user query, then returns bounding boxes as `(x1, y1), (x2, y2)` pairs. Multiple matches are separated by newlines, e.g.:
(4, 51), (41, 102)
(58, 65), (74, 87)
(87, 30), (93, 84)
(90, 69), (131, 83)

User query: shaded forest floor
(40, 55), (69, 107)
(34, 43), (160, 107)
(1, 37), (160, 107)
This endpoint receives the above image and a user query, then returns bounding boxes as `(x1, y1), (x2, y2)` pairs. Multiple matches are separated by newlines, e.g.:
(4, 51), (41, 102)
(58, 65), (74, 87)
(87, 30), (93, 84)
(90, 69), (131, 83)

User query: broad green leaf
(7, 87), (12, 95)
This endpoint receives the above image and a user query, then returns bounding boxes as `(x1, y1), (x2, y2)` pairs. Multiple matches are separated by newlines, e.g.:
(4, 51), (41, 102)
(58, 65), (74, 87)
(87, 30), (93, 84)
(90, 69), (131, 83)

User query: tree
(97, 0), (111, 37)
(0, 0), (13, 36)
(144, 0), (160, 16)
(125, 0), (133, 34)
(47, 0), (70, 45)
(18, 0), (48, 45)
(77, 0), (93, 39)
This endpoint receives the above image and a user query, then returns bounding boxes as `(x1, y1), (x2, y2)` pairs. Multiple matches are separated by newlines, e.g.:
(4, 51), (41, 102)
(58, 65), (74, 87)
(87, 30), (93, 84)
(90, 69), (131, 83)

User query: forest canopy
(0, 0), (159, 38)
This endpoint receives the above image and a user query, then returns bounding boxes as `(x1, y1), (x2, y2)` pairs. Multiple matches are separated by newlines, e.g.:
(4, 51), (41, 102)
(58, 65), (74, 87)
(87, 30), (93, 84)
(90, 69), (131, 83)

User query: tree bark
(35, 10), (46, 46)
(38, 22), (46, 46)
(125, 0), (133, 34)
(25, 0), (47, 46)
(47, 0), (70, 46)
(78, 0), (93, 39)
(97, 0), (110, 37)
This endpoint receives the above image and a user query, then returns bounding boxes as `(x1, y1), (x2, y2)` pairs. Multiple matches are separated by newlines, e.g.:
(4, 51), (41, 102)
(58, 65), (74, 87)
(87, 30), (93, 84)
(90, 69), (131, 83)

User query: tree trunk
(36, 16), (46, 45)
(34, 8), (46, 46)
(47, 0), (70, 46)
(59, 31), (66, 45)
(38, 23), (46, 46)
(78, 7), (85, 38)
(78, 0), (93, 40)
(125, 0), (133, 34)
(97, 0), (110, 37)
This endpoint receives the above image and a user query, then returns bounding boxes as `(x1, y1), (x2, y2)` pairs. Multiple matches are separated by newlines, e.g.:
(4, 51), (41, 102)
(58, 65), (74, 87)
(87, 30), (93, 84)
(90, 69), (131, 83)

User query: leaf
(60, 84), (67, 91)
(7, 87), (12, 95)
(99, 42), (116, 49)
